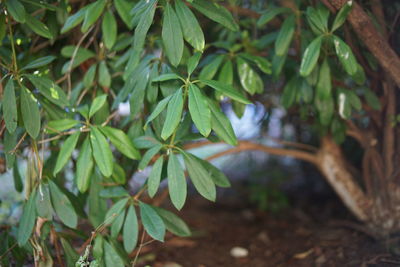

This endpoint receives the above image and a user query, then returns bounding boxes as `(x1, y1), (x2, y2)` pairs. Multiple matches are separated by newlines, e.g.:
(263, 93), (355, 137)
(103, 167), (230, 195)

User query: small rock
(241, 209), (255, 221)
(257, 231), (271, 244)
(230, 246), (249, 258)
(315, 255), (327, 266)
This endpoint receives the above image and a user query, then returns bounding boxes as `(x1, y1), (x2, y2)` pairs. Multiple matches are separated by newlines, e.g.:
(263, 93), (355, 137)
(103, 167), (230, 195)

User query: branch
(321, 0), (400, 87)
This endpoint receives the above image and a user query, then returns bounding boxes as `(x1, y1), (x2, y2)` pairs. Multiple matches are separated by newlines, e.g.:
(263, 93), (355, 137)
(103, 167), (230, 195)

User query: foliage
(0, 0), (397, 264)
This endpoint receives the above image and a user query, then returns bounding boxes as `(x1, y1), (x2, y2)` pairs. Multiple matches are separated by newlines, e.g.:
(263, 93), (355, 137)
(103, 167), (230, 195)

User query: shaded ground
(137, 190), (400, 267)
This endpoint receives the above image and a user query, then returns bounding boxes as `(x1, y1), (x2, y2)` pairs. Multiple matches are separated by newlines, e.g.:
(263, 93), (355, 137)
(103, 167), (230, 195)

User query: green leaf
(145, 95), (172, 127)
(315, 95), (334, 125)
(152, 73), (183, 83)
(148, 156), (164, 198)
(257, 7), (290, 26)
(237, 57), (264, 95)
(89, 94), (108, 118)
(114, 0), (134, 29)
(333, 35), (357, 76)
(21, 56), (56, 70)
(100, 126), (141, 160)
(111, 208), (125, 238)
(4, 130), (16, 169)
(200, 79), (251, 105)
(167, 152), (187, 210)
(102, 10), (117, 49)
(6, 0), (26, 23)
(175, 0), (205, 51)
(61, 46), (95, 73)
(364, 89), (381, 110)
(198, 55), (225, 80)
(139, 202), (166, 242)
(26, 75), (70, 108)
(299, 36), (322, 77)
(191, 0), (239, 31)
(3, 79), (18, 133)
(81, 0), (106, 33)
(161, 88), (184, 140)
(104, 198), (129, 225)
(187, 52), (202, 75)
(104, 241), (124, 267)
(188, 84), (211, 136)
(184, 153), (216, 201)
(20, 86), (41, 139)
(47, 119), (79, 133)
(218, 60), (233, 84)
(133, 0), (156, 51)
(331, 1), (353, 32)
(0, 14), (5, 43)
(13, 162), (23, 192)
(100, 186), (129, 198)
(154, 207), (191, 237)
(54, 131), (80, 175)
(238, 53), (272, 75)
(316, 59), (331, 99)
(35, 184), (53, 220)
(208, 99), (237, 146)
(281, 77), (297, 108)
(162, 3), (184, 67)
(306, 6), (328, 35)
(83, 64), (97, 88)
(90, 127), (114, 177)
(275, 15), (295, 56)
(61, 8), (86, 34)
(76, 137), (94, 193)
(60, 238), (79, 267)
(138, 144), (163, 171)
(25, 14), (53, 39)
(17, 189), (36, 246)
(200, 160), (231, 188)
(123, 205), (139, 253)
(48, 180), (78, 228)
(98, 61), (111, 88)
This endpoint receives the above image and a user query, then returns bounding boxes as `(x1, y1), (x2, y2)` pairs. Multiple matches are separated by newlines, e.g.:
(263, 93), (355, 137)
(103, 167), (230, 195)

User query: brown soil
(137, 191), (400, 267)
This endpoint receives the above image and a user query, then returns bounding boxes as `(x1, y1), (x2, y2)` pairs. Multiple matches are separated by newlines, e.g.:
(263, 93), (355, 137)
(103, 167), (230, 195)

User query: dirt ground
(136, 188), (400, 267)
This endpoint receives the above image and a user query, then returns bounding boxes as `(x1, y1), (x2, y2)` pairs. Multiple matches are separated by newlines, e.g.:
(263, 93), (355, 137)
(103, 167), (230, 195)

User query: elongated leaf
(200, 79), (251, 104)
(20, 86), (40, 139)
(13, 162), (23, 192)
(54, 131), (80, 175)
(102, 10), (117, 49)
(191, 0), (239, 31)
(275, 15), (295, 56)
(60, 238), (79, 267)
(83, 64), (97, 88)
(17, 189), (37, 246)
(316, 59), (331, 99)
(333, 35), (357, 76)
(148, 156), (164, 198)
(198, 55), (225, 80)
(208, 100), (237, 146)
(175, 0), (204, 51)
(6, 0), (26, 23)
(89, 94), (107, 118)
(161, 88), (183, 140)
(364, 89), (381, 110)
(152, 73), (183, 82)
(184, 153), (216, 201)
(145, 95), (172, 127)
(100, 126), (141, 160)
(47, 119), (79, 133)
(82, 0), (106, 32)
(104, 241), (124, 267)
(25, 14), (53, 39)
(123, 205), (138, 253)
(281, 77), (298, 108)
(98, 61), (111, 88)
(257, 7), (290, 26)
(103, 198), (128, 228)
(200, 160), (231, 188)
(90, 127), (113, 177)
(139, 202), (166, 242)
(48, 180), (78, 228)
(111, 208), (126, 238)
(239, 53), (272, 74)
(167, 152), (187, 210)
(154, 207), (191, 237)
(35, 184), (53, 220)
(4, 130), (16, 169)
(26, 75), (69, 108)
(237, 58), (264, 95)
(138, 144), (163, 170)
(114, 0), (134, 29)
(188, 84), (211, 136)
(133, 0), (156, 51)
(187, 52), (202, 75)
(61, 8), (86, 33)
(331, 1), (353, 32)
(218, 60), (233, 84)
(162, 3), (184, 66)
(3, 79), (18, 133)
(76, 137), (93, 193)
(22, 56), (56, 70)
(299, 36), (322, 77)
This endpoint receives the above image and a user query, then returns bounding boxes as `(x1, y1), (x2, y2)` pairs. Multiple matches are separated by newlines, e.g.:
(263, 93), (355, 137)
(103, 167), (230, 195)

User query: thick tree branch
(322, 0), (400, 87)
